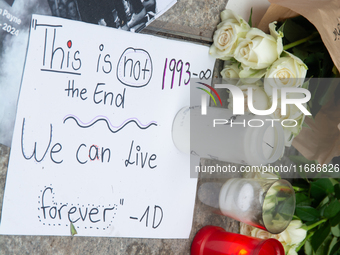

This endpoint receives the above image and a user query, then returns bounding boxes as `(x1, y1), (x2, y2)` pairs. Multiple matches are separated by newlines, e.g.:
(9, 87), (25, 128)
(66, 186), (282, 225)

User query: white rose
(228, 84), (269, 113)
(209, 9), (250, 60)
(286, 245), (298, 255)
(234, 22), (283, 69)
(250, 220), (306, 254)
(249, 220), (306, 254)
(240, 222), (254, 236)
(251, 228), (272, 240)
(277, 220), (307, 246)
(239, 65), (267, 83)
(221, 62), (240, 79)
(264, 51), (307, 96)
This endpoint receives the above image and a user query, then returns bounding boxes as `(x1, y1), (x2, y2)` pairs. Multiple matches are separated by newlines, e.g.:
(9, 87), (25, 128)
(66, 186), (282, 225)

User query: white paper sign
(0, 15), (215, 238)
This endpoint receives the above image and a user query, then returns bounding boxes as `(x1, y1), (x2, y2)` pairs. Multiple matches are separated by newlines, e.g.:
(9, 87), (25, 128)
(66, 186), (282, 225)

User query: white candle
(217, 178), (296, 234)
(237, 183), (254, 211)
(172, 106), (285, 165)
(172, 106), (190, 154)
(219, 179), (261, 226)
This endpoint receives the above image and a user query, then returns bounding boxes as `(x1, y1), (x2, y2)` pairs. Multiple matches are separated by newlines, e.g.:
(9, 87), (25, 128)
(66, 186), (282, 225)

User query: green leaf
(296, 193), (312, 207)
(277, 20), (286, 33)
(330, 240), (340, 255)
(311, 221), (331, 252)
(248, 7), (253, 27)
(316, 235), (333, 255)
(328, 237), (339, 255)
(335, 184), (340, 200)
(319, 196), (330, 210)
(331, 212), (340, 226)
(331, 225), (340, 237)
(311, 179), (334, 204)
(282, 18), (310, 43)
(280, 16), (334, 79)
(292, 178), (310, 189)
(293, 47), (309, 62)
(305, 49), (333, 78)
(305, 239), (313, 255)
(70, 222), (77, 236)
(305, 52), (323, 80)
(325, 200), (340, 219)
(330, 179), (339, 185)
(319, 50), (335, 77)
(296, 206), (321, 222)
(302, 79), (310, 90)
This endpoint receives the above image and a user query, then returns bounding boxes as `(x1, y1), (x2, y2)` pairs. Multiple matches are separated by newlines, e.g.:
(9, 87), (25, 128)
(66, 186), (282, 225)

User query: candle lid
(262, 179), (296, 234)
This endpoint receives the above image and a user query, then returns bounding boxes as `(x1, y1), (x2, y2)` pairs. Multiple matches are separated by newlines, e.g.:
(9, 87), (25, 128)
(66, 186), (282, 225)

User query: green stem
(283, 32), (319, 51)
(302, 218), (328, 231)
(293, 219), (327, 252)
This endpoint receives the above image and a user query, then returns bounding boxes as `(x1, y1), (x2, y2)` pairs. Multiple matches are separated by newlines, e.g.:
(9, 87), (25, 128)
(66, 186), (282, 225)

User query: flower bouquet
(209, 9), (308, 148)
(209, 0), (340, 163)
(258, 0), (340, 165)
(209, 8), (340, 150)
(208, 1), (340, 254)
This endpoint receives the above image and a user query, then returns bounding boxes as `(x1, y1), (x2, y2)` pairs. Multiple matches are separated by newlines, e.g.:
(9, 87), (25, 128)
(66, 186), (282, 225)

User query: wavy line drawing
(63, 115), (157, 133)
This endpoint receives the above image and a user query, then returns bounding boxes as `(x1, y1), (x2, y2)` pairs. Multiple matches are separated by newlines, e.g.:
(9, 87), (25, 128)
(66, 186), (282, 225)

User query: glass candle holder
(191, 225), (285, 255)
(172, 106), (285, 166)
(218, 178), (295, 234)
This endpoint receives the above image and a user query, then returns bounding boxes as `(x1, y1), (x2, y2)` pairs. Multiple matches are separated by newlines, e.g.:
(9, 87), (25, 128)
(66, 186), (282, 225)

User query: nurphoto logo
(198, 83), (311, 128)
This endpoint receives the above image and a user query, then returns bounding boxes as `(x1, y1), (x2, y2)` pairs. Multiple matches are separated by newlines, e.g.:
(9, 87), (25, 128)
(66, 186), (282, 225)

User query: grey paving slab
(144, 0), (228, 42)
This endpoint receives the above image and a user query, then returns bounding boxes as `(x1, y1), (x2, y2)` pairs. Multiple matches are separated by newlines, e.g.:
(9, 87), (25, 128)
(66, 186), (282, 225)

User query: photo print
(47, 0), (168, 32)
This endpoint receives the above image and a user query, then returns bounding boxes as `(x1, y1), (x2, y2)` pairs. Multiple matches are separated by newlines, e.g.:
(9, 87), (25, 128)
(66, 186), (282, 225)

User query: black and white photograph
(47, 0), (165, 32)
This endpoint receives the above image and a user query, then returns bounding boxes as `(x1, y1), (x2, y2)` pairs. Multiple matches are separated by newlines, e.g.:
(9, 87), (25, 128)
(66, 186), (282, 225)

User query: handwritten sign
(0, 15), (215, 238)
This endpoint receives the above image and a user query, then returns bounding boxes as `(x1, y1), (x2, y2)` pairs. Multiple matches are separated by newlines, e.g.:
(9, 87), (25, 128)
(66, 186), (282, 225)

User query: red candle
(191, 226), (285, 255)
